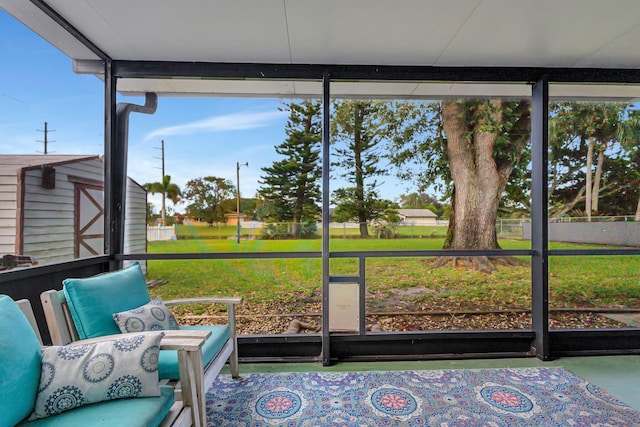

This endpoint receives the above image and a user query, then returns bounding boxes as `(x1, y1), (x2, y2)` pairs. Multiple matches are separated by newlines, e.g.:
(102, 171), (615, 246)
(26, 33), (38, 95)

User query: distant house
(0, 155), (146, 270)
(398, 208), (438, 225)
(224, 212), (246, 226)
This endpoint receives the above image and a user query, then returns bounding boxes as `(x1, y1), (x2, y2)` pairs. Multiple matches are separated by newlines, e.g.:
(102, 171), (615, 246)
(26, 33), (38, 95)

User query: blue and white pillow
(31, 332), (163, 419)
(112, 297), (180, 333)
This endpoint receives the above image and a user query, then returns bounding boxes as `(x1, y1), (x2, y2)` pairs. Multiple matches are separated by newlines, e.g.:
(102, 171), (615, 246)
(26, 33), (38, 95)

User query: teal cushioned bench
(1, 294), (188, 427)
(58, 263), (239, 382)
(0, 294), (42, 427)
(18, 386), (175, 427)
(63, 263), (152, 339)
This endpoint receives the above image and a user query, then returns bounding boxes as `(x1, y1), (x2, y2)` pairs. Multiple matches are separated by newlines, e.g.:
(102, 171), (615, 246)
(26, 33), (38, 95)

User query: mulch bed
(174, 301), (626, 335)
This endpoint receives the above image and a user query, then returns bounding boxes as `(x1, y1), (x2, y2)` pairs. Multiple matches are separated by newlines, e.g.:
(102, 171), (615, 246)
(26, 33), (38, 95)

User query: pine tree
(258, 100), (322, 235)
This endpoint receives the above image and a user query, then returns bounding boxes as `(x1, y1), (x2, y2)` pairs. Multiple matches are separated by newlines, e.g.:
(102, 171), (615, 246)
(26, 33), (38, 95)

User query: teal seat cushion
(0, 295), (42, 427)
(159, 325), (230, 380)
(18, 385), (175, 426)
(63, 263), (151, 339)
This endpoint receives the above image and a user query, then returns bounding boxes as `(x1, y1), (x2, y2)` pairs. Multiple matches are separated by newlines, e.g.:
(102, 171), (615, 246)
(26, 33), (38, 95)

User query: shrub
(259, 222), (318, 240)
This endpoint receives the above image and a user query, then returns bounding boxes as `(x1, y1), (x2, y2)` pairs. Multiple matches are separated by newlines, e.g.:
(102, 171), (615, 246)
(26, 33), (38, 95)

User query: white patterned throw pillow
(31, 332), (163, 419)
(112, 297), (180, 333)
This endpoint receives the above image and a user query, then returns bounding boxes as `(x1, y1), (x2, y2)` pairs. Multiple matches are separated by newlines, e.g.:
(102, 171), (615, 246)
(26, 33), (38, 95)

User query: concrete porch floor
(225, 355), (640, 411)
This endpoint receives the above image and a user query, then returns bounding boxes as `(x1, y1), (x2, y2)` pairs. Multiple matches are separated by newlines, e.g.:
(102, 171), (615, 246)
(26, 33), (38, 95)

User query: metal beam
(236, 330), (536, 362)
(550, 330), (640, 356)
(321, 72), (331, 366)
(112, 61), (640, 84)
(550, 248), (640, 256)
(531, 76), (550, 360)
(113, 249), (531, 261)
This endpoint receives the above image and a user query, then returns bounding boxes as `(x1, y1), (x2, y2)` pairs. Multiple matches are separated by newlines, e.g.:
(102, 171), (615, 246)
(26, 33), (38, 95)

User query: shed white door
(75, 183), (104, 257)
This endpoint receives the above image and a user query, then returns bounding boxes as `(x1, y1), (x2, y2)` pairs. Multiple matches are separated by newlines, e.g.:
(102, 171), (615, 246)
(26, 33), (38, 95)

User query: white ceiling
(3, 0), (640, 99)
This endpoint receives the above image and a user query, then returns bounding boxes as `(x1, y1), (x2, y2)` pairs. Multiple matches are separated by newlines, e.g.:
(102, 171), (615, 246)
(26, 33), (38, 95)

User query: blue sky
(0, 10), (410, 214)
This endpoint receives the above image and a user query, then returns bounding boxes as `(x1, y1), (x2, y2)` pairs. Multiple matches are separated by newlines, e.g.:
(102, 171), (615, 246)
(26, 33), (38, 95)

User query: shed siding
(124, 179), (147, 273)
(0, 156), (147, 270)
(0, 236), (15, 246)
(22, 160), (103, 264)
(0, 169), (17, 255)
(0, 209), (17, 218)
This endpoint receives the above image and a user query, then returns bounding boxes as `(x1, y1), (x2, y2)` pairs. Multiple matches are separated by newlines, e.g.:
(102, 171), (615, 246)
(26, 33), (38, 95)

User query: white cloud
(143, 110), (287, 141)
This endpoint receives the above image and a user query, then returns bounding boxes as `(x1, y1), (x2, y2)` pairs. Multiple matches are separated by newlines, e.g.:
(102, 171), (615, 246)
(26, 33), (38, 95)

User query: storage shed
(398, 209), (438, 226)
(0, 155), (146, 269)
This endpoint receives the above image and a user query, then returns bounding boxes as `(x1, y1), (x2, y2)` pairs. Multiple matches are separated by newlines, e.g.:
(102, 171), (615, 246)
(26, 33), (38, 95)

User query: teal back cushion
(63, 263), (151, 339)
(0, 295), (42, 425)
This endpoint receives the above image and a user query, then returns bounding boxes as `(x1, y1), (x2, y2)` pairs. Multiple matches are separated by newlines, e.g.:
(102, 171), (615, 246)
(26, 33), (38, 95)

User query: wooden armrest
(65, 331), (211, 349)
(160, 335), (208, 352)
(161, 329), (212, 338)
(164, 297), (242, 306)
(161, 329), (212, 344)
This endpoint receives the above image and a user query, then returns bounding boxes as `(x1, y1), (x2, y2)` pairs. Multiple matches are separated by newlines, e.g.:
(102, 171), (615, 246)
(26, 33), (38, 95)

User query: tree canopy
(143, 175), (181, 226)
(548, 102), (640, 220)
(331, 100), (396, 237)
(182, 176), (235, 224)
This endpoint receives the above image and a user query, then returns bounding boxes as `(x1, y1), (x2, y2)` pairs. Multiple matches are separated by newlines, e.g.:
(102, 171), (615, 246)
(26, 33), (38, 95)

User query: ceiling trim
(29, 0), (110, 61)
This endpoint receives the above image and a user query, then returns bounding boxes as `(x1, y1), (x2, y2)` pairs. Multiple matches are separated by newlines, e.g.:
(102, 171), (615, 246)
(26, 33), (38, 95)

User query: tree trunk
(635, 194), (640, 222)
(354, 108), (369, 238)
(161, 191), (166, 226)
(550, 185), (586, 220)
(359, 221), (369, 238)
(591, 149), (605, 216)
(585, 137), (594, 221)
(436, 100), (528, 273)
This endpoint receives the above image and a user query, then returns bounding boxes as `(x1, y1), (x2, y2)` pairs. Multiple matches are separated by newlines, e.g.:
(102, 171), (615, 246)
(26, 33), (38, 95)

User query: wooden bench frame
(15, 298), (207, 427)
(40, 291), (242, 425)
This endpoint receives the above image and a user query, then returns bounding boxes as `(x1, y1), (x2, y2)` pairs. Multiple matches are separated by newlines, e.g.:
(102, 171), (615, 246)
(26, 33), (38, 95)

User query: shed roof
(398, 209), (437, 218)
(0, 155), (100, 174)
(2, 1), (640, 100)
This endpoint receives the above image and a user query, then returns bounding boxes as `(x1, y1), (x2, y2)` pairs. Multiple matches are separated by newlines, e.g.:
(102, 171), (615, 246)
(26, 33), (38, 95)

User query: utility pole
(36, 122), (55, 154)
(236, 161), (248, 244)
(154, 140), (166, 226)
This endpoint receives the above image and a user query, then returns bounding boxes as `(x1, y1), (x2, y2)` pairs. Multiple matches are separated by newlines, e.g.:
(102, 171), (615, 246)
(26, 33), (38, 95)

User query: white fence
(521, 219), (640, 247)
(146, 225), (177, 241)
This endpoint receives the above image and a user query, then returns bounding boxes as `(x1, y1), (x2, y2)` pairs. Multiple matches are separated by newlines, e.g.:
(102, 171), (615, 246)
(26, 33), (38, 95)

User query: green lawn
(147, 235), (640, 313)
(174, 224), (448, 239)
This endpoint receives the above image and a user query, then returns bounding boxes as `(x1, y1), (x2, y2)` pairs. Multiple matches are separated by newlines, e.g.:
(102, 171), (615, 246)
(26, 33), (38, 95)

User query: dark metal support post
(531, 76), (550, 360)
(321, 73), (331, 365)
(104, 60), (118, 268)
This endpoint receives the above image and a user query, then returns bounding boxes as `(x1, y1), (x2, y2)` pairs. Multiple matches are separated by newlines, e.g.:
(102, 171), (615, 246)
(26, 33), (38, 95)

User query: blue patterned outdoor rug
(206, 367), (640, 426)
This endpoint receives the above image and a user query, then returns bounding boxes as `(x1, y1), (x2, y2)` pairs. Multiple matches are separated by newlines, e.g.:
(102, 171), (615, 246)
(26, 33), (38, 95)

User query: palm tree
(144, 175), (181, 226)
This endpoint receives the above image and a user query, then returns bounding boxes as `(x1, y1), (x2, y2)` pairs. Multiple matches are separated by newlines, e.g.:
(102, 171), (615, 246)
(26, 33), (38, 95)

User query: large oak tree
(389, 99), (530, 272)
(183, 176), (234, 224)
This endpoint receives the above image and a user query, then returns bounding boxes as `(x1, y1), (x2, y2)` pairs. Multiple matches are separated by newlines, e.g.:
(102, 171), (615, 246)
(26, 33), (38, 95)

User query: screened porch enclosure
(1, 1), (640, 364)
